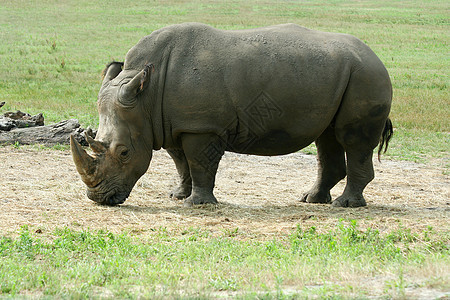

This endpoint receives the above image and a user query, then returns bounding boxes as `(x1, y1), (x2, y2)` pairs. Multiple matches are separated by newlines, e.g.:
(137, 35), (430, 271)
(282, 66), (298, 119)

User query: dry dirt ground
(1, 145), (449, 298)
(1, 145), (448, 239)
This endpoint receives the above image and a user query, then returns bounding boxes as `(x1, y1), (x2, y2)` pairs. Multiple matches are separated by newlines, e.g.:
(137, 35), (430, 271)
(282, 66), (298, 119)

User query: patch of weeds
(386, 128), (450, 162)
(274, 274), (285, 298)
(48, 39), (57, 52)
(28, 143), (70, 151)
(290, 220), (407, 263)
(17, 227), (36, 259)
(51, 143), (70, 151)
(300, 143), (317, 156)
(209, 275), (239, 291)
(223, 227), (239, 238)
(384, 268), (407, 299)
(302, 284), (348, 299)
(387, 226), (417, 243)
(422, 226), (449, 253)
(386, 225), (423, 255)
(0, 237), (13, 256)
(181, 227), (210, 241)
(0, 223), (448, 298)
(0, 225), (40, 260)
(265, 240), (284, 259)
(153, 226), (171, 240)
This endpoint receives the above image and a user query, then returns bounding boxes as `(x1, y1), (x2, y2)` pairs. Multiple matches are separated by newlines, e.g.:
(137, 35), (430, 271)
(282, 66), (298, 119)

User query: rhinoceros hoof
(170, 184), (192, 200)
(332, 194), (367, 208)
(300, 190), (331, 204)
(183, 193), (218, 207)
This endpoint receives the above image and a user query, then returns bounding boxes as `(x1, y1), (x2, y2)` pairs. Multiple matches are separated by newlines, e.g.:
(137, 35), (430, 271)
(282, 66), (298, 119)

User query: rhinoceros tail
(377, 118), (393, 161)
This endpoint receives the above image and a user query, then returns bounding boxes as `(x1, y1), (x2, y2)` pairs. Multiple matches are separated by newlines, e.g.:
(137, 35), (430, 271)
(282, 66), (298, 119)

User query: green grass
(0, 1), (448, 160)
(1, 221), (448, 298)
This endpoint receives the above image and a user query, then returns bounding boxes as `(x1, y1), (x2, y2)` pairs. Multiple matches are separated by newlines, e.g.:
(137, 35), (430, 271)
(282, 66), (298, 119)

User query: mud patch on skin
(0, 145), (448, 239)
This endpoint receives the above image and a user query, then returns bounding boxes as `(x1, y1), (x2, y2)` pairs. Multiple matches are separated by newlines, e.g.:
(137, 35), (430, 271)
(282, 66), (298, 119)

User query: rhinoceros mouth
(103, 190), (130, 206)
(87, 188), (130, 206)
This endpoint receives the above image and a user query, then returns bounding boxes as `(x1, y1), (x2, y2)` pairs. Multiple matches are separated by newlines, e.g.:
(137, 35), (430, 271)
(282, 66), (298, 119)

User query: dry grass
(1, 146), (448, 240)
(1, 145), (449, 298)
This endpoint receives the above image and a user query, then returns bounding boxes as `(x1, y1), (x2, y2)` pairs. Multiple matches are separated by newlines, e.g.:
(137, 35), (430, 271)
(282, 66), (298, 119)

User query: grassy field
(1, 222), (448, 298)
(0, 0), (449, 298)
(1, 0), (449, 161)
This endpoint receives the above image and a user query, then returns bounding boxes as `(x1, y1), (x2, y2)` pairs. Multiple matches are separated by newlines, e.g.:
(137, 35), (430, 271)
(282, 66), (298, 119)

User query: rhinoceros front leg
(167, 149), (192, 200)
(301, 126), (346, 204)
(180, 133), (224, 207)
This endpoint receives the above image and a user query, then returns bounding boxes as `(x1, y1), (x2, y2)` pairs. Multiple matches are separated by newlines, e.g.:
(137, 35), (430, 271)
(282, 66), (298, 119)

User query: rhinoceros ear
(118, 63), (154, 107)
(102, 61), (124, 85)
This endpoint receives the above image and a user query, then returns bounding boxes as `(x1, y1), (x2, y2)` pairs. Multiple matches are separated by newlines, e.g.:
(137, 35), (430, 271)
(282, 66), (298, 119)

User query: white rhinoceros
(71, 23), (393, 208)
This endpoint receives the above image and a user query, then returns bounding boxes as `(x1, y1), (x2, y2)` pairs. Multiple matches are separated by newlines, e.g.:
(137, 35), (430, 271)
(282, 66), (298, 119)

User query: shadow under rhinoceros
(114, 201), (445, 225)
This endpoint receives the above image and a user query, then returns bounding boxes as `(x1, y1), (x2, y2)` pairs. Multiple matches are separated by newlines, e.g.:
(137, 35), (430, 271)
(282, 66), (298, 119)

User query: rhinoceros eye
(120, 150), (129, 157)
(116, 145), (130, 162)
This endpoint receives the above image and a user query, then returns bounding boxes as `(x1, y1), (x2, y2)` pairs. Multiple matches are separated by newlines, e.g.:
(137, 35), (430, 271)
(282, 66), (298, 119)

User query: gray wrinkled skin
(71, 23), (392, 208)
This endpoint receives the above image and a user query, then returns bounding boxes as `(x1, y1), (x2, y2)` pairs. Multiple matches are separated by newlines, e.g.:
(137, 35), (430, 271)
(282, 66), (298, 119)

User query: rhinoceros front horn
(70, 134), (98, 186)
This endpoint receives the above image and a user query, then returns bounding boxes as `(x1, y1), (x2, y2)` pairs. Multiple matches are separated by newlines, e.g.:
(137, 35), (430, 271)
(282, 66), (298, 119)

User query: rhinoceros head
(71, 62), (154, 205)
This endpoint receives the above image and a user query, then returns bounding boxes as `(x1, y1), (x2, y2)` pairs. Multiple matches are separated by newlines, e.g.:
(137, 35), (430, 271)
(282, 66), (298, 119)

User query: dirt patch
(1, 145), (448, 239)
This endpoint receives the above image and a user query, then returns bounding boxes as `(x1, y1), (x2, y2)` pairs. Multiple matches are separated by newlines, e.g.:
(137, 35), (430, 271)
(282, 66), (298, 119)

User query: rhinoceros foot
(300, 189), (332, 204)
(170, 183), (192, 200)
(332, 193), (367, 208)
(183, 190), (218, 207)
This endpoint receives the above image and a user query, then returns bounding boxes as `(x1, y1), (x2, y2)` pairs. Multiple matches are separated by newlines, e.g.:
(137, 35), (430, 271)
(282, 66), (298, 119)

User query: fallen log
(0, 119), (94, 146)
(0, 112), (44, 131)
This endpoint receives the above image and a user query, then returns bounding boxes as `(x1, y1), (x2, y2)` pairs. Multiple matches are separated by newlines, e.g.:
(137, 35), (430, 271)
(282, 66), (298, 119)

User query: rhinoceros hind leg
(331, 63), (391, 207)
(181, 133), (224, 207)
(301, 126), (346, 204)
(332, 149), (373, 208)
(167, 149), (192, 199)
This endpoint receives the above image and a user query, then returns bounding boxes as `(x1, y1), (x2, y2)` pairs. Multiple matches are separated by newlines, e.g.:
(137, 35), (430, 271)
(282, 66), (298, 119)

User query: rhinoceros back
(124, 23), (388, 155)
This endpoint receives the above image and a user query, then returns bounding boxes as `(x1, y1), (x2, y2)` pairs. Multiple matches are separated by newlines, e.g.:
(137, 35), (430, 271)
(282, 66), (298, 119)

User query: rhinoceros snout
(86, 189), (130, 206)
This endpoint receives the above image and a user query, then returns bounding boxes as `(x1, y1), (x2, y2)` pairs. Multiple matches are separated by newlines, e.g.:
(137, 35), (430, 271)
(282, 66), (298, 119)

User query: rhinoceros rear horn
(84, 132), (106, 154)
(118, 63), (154, 106)
(102, 61), (124, 85)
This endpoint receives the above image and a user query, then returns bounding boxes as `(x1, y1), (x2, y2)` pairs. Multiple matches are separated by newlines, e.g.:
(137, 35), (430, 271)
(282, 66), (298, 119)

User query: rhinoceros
(70, 23), (393, 208)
